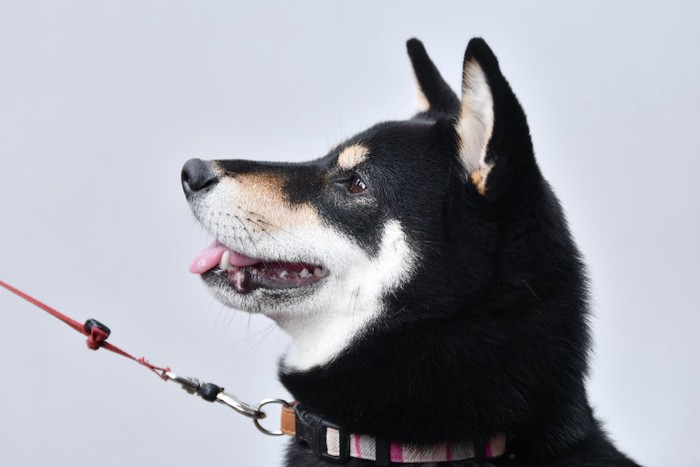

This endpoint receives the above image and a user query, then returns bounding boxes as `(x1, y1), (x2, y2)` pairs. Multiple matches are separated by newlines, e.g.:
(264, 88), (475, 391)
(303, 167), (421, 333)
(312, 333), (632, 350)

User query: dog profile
(182, 38), (640, 466)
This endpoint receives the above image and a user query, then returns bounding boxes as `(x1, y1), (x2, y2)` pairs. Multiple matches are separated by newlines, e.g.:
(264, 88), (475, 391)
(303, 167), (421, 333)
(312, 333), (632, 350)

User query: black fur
(281, 39), (640, 466)
(191, 38), (641, 466)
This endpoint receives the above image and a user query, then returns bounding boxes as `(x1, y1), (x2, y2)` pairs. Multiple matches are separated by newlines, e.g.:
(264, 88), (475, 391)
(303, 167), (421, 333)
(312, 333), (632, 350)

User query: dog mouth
(189, 240), (328, 294)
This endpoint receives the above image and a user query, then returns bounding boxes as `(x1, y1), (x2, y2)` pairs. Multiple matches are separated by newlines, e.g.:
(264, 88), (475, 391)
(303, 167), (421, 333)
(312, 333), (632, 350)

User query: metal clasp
(164, 371), (289, 436)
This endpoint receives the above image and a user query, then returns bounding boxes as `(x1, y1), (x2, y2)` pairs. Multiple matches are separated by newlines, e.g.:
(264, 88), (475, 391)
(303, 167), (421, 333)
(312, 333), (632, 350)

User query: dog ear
(407, 38), (460, 115)
(456, 38), (534, 196)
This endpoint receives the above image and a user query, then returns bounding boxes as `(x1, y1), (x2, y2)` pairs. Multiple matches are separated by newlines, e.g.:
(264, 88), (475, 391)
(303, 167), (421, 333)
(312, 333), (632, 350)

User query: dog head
(182, 38), (585, 381)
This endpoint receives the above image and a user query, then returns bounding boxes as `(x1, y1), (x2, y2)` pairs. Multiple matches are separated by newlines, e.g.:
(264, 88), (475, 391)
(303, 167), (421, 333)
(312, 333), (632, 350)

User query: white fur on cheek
(280, 220), (416, 371)
(456, 60), (494, 181)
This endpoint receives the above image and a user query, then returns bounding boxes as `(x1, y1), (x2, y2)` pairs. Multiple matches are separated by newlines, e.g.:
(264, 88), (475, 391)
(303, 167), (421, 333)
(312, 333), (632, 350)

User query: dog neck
(279, 300), (597, 458)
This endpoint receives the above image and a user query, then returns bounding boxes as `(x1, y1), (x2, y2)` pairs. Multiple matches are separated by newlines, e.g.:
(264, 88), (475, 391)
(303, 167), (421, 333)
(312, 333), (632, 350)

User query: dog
(181, 38), (641, 466)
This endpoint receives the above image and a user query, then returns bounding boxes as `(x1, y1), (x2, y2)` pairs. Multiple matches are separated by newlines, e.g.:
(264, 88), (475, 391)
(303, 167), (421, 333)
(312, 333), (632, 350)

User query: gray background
(1, 1), (698, 466)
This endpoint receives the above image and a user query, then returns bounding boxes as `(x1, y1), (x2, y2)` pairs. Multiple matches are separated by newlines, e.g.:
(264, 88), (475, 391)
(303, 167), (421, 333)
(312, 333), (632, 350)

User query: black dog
(182, 38), (640, 466)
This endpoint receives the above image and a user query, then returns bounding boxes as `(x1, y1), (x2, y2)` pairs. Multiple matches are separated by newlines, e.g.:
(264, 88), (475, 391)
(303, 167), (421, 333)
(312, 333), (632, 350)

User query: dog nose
(182, 158), (218, 196)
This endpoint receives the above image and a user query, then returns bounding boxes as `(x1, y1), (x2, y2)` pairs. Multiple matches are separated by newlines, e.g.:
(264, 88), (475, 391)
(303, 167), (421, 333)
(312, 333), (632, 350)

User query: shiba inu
(182, 38), (640, 466)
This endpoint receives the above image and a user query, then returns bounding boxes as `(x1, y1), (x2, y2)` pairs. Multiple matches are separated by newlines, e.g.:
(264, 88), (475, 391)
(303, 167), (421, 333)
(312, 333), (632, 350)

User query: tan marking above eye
(337, 144), (369, 170)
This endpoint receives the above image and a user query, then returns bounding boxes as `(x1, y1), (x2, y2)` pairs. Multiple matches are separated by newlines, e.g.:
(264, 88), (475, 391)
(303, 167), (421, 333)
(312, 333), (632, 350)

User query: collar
(281, 404), (506, 465)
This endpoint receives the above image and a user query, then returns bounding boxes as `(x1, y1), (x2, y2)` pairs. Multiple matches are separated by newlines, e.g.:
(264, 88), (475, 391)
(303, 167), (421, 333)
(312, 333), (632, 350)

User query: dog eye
(348, 175), (367, 194)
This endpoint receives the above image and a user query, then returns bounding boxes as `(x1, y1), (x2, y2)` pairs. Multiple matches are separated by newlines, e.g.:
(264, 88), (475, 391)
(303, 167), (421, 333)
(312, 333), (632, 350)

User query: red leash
(0, 280), (170, 379)
(0, 279), (290, 435)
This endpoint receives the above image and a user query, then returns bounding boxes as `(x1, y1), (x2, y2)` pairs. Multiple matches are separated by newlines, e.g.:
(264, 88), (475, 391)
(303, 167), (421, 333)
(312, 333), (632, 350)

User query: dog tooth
(300, 268), (311, 278)
(279, 270), (288, 278)
(219, 250), (232, 270)
(314, 267), (324, 277)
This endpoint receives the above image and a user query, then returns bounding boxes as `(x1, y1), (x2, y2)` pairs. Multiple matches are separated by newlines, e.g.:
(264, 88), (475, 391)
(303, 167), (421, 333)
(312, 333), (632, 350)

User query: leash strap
(0, 280), (169, 378)
(0, 280), (287, 435)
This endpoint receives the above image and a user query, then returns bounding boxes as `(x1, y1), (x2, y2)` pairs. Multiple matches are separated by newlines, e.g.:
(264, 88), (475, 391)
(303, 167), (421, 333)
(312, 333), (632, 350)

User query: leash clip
(164, 371), (200, 394)
(163, 371), (290, 436)
(164, 371), (271, 420)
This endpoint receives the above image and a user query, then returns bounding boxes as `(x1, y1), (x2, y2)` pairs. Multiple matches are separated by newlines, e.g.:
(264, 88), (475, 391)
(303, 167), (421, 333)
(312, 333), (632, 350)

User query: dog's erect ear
(456, 38), (533, 196)
(407, 38), (460, 115)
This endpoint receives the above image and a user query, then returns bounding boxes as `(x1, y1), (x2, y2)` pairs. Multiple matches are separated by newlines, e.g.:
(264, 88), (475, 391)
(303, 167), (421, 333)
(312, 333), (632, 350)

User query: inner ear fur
(455, 38), (536, 199)
(456, 38), (498, 195)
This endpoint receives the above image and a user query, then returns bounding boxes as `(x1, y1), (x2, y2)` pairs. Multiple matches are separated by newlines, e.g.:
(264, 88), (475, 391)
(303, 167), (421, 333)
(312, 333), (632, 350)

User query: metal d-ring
(253, 398), (291, 436)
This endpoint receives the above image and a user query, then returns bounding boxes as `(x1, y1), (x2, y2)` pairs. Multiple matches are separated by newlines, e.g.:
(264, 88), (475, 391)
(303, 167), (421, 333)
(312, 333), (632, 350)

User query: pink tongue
(189, 240), (260, 274)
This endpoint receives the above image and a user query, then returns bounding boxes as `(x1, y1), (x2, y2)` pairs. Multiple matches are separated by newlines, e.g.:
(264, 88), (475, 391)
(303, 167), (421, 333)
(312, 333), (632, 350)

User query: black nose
(181, 158), (218, 196)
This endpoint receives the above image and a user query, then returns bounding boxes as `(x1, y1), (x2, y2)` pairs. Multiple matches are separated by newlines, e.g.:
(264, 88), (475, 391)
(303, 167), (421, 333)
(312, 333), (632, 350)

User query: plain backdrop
(1, 1), (698, 466)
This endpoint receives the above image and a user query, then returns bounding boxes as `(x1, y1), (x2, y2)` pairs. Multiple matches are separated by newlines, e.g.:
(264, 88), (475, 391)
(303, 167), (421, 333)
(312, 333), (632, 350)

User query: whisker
(246, 211), (305, 240)
(246, 217), (296, 258)
(233, 216), (271, 274)
(242, 323), (278, 357)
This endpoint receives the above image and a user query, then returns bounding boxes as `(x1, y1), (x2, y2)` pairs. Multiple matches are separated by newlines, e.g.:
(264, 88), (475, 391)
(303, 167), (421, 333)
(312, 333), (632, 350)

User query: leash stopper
(83, 318), (111, 350)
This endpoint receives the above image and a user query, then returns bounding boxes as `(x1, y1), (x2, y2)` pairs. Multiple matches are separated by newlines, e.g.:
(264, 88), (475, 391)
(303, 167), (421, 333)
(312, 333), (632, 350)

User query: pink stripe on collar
(485, 438), (494, 458)
(325, 430), (506, 463)
(390, 442), (404, 462)
(445, 443), (453, 461)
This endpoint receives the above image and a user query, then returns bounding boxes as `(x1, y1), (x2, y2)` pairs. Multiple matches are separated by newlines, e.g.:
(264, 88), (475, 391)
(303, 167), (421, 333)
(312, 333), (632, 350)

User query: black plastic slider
(199, 382), (223, 402)
(83, 319), (111, 337)
(83, 319), (111, 350)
